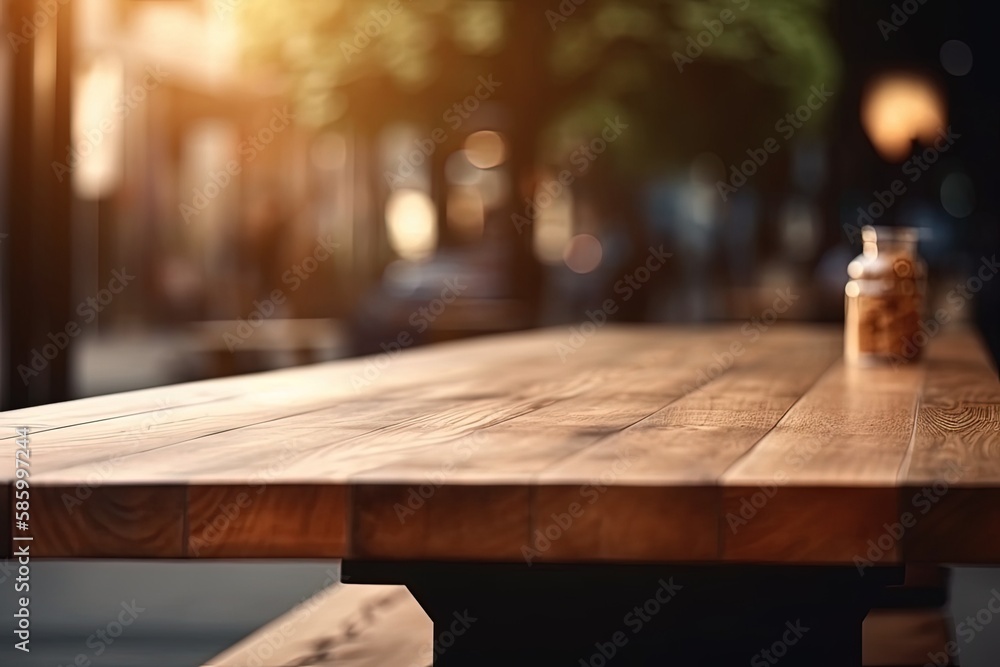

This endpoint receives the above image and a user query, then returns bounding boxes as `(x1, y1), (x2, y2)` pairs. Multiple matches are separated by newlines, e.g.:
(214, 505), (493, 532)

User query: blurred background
(1, 0), (997, 408)
(1, 2), (999, 666)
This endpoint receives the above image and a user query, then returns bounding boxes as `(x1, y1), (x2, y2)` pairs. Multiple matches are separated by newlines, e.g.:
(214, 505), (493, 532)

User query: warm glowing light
(386, 190), (437, 260)
(563, 234), (603, 274)
(861, 73), (946, 162)
(845, 281), (860, 298)
(464, 131), (506, 169)
(73, 55), (125, 199)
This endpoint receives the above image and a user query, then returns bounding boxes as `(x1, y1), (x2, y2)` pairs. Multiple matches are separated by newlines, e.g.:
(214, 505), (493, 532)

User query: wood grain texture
(187, 485), (348, 558)
(29, 486), (185, 557)
(532, 485), (718, 562)
(1, 324), (996, 563)
(721, 487), (901, 563)
(898, 329), (1000, 563)
(202, 583), (430, 667)
(353, 485), (530, 560)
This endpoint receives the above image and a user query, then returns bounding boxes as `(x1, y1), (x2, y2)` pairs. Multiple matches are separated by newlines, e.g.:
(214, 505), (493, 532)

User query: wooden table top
(2, 324), (998, 564)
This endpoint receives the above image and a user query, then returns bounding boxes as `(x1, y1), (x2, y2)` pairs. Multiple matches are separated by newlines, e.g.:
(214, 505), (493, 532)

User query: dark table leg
(343, 561), (903, 667)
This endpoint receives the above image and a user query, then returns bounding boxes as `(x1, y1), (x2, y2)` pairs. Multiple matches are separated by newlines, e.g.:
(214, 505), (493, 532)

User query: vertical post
(1, 0), (74, 409)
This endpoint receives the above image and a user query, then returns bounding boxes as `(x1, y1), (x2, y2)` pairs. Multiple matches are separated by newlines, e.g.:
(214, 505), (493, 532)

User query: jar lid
(861, 225), (922, 244)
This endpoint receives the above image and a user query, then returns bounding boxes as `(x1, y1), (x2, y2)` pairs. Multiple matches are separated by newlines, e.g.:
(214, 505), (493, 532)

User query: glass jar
(844, 226), (926, 366)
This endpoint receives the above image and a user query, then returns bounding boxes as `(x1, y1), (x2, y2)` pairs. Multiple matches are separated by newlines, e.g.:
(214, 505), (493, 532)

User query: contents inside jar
(844, 226), (925, 365)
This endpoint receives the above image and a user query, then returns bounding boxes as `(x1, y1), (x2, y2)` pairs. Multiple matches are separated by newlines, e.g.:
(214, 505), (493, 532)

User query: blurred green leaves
(237, 0), (839, 163)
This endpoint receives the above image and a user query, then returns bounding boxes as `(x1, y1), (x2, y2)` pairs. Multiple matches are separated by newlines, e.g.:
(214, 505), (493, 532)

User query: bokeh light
(940, 40), (973, 76)
(563, 234), (603, 274)
(861, 73), (946, 162)
(386, 189), (437, 260)
(464, 131), (507, 169)
(940, 172), (976, 218)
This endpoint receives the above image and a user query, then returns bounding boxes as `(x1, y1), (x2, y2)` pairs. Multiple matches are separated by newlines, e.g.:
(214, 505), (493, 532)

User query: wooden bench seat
(203, 583), (430, 667)
(203, 581), (954, 667)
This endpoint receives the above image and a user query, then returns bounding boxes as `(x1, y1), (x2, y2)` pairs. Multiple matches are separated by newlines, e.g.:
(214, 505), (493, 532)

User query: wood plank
(721, 486), (901, 563)
(0, 381), (247, 437)
(21, 327), (689, 558)
(540, 329), (842, 484)
(722, 362), (924, 485)
(188, 485), (349, 558)
(0, 332), (603, 482)
(531, 485), (719, 562)
(4, 324), (997, 563)
(348, 326), (790, 562)
(29, 486), (186, 557)
(903, 329), (1000, 485)
(344, 327), (754, 562)
(353, 485), (530, 560)
(900, 328), (1000, 563)
(0, 328), (559, 438)
(25, 399), (464, 484)
(203, 583), (429, 667)
(529, 330), (840, 562)
(721, 361), (923, 562)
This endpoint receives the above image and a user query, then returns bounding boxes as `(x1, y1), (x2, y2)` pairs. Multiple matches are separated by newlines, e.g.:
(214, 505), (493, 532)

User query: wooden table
(3, 324), (998, 665)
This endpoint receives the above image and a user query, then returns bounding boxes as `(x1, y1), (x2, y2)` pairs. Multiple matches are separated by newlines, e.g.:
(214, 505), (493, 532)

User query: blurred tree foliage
(237, 0), (840, 306)
(237, 0), (839, 171)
